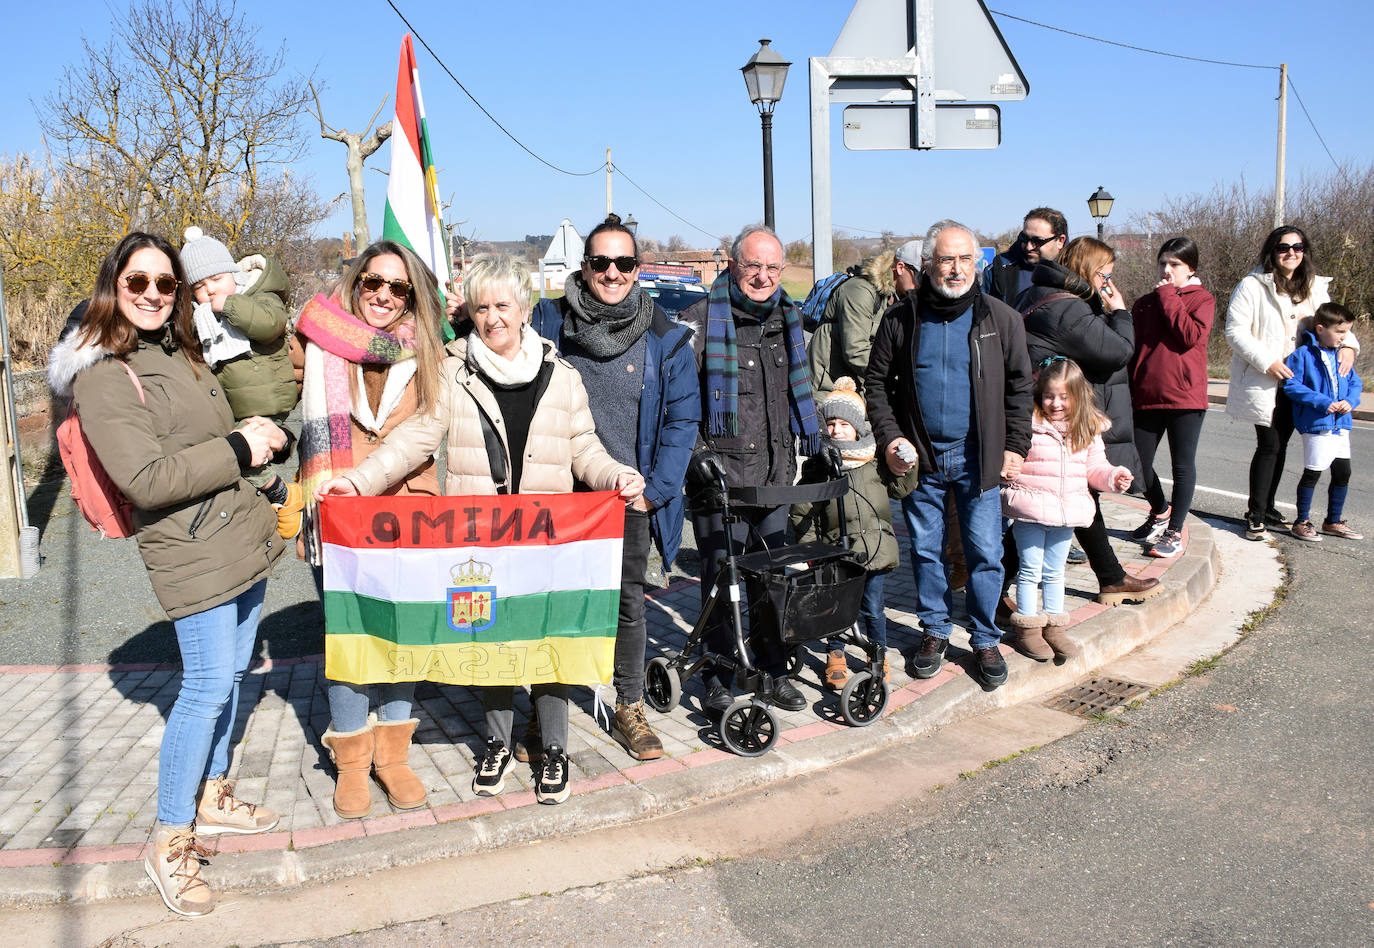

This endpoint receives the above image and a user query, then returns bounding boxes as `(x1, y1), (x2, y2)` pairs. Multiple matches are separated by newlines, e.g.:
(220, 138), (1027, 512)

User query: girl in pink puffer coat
(1003, 357), (1133, 659)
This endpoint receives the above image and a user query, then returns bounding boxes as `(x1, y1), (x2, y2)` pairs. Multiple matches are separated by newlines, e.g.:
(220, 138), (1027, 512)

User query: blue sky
(7, 1), (1370, 247)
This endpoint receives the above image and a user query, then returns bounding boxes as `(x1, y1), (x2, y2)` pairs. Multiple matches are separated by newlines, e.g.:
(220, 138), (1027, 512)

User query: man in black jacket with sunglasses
(983, 207), (1068, 306)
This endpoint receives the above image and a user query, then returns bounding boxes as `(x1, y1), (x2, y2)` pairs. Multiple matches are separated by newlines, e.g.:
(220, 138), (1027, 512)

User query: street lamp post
(711, 246), (724, 281)
(623, 213), (638, 238)
(1087, 186), (1115, 241)
(741, 39), (790, 232)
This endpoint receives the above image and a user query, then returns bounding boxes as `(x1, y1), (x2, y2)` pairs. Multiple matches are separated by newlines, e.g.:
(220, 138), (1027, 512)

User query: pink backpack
(56, 361), (144, 538)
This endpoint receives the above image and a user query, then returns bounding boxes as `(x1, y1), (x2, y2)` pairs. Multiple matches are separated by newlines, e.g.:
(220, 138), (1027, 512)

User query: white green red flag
(381, 33), (453, 339)
(319, 493), (624, 687)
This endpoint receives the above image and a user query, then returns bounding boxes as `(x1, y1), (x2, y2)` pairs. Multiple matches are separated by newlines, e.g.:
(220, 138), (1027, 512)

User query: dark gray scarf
(561, 271), (655, 358)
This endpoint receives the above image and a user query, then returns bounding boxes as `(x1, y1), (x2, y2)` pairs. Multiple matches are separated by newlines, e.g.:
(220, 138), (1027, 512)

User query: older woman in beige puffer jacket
(318, 254), (644, 807)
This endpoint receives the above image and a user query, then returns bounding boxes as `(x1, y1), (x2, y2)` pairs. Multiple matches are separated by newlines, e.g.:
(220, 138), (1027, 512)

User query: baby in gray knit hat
(790, 377), (900, 690)
(179, 226), (302, 536)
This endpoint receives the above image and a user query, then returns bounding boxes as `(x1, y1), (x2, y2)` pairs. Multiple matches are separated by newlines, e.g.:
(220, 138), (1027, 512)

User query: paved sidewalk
(0, 494), (1219, 905)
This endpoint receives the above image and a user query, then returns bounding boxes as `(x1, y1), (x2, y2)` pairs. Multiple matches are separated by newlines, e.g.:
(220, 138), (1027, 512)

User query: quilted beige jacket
(344, 336), (633, 497)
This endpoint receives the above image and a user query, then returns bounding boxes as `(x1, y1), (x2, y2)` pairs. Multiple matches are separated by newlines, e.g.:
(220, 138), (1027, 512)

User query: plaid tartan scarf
(703, 272), (821, 455)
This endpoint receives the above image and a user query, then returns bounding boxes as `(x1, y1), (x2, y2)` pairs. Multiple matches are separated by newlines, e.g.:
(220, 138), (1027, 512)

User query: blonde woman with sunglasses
(290, 240), (447, 820)
(48, 232), (290, 915)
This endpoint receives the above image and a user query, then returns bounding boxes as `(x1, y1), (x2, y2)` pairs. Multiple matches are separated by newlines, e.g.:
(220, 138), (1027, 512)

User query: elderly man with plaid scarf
(680, 225), (823, 717)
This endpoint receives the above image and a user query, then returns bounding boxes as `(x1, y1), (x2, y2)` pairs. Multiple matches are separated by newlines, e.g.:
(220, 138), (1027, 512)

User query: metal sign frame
(808, 0), (1028, 275)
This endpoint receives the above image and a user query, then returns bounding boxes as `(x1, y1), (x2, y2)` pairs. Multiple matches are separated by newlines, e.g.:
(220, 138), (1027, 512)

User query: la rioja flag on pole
(382, 33), (454, 338)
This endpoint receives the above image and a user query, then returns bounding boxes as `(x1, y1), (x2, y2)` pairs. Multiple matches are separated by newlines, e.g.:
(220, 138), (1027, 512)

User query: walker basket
(747, 551), (867, 646)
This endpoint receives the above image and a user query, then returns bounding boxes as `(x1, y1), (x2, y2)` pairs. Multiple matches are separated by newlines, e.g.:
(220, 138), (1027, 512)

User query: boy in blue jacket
(1284, 302), (1363, 541)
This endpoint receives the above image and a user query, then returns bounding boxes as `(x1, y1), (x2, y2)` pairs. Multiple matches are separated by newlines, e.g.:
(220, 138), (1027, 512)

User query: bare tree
(309, 83), (391, 248)
(39, 0), (319, 247)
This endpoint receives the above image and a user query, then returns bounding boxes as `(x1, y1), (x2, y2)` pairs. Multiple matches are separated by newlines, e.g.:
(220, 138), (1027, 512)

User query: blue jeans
(157, 580), (267, 825)
(860, 570), (887, 649)
(901, 440), (1004, 649)
(1011, 521), (1075, 616)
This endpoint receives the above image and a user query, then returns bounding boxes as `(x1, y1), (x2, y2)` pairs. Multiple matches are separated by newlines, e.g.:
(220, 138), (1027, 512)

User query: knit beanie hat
(179, 226), (237, 285)
(819, 377), (871, 438)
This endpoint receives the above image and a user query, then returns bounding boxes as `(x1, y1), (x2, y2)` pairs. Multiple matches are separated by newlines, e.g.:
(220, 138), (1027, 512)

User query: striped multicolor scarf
(295, 293), (416, 562)
(703, 272), (821, 455)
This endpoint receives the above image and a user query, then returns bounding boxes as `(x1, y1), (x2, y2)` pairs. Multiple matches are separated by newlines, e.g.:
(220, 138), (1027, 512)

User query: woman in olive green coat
(48, 232), (289, 917)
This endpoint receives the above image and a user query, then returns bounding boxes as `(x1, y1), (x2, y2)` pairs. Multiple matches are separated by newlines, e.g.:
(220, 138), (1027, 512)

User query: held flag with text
(381, 33), (454, 339)
(320, 493), (624, 687)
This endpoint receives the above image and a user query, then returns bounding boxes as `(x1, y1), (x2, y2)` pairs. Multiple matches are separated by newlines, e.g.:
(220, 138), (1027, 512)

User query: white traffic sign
(809, 0), (1028, 274)
(842, 104), (1001, 150)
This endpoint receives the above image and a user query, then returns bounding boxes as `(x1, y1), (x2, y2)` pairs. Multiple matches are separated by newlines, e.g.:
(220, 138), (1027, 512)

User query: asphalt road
(290, 410), (1374, 946)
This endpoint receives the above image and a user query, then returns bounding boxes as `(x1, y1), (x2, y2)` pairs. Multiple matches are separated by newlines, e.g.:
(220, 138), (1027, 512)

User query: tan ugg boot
(371, 718), (428, 810)
(144, 825), (214, 916)
(321, 724), (375, 819)
(1042, 612), (1079, 658)
(1009, 611), (1053, 661)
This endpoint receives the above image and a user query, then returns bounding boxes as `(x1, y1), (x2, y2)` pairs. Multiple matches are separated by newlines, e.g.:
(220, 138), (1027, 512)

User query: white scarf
(193, 267), (258, 367)
(466, 324), (544, 386)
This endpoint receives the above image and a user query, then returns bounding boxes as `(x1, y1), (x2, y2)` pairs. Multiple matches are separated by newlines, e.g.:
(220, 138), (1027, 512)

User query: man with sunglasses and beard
(983, 207), (1068, 305)
(529, 214), (700, 761)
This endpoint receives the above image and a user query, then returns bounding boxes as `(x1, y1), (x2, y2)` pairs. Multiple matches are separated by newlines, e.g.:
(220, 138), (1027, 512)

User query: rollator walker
(644, 451), (889, 756)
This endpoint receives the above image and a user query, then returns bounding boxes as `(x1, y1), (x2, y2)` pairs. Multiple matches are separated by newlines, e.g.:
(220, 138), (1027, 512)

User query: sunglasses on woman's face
(1276, 242), (1305, 255)
(122, 272), (180, 296)
(585, 254), (638, 273)
(360, 273), (414, 298)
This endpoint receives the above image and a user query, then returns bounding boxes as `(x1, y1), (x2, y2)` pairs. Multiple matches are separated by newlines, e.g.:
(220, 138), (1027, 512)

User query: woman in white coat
(1225, 226), (1355, 540)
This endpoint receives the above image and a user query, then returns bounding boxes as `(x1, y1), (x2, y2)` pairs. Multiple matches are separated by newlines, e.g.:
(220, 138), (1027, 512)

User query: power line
(1286, 76), (1354, 186)
(610, 163), (721, 242)
(383, 0), (602, 177)
(989, 9), (1277, 71)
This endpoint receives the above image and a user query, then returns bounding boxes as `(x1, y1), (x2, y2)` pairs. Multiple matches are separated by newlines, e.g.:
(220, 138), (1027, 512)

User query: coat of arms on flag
(318, 493), (625, 687)
(448, 556), (496, 632)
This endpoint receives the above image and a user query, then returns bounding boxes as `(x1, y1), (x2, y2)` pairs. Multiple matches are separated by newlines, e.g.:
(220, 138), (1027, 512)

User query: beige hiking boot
(196, 776), (280, 836)
(144, 825), (214, 916)
(612, 700), (664, 760)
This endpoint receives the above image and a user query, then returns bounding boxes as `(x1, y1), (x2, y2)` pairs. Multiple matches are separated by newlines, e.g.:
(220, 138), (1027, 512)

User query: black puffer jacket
(1016, 261), (1140, 482)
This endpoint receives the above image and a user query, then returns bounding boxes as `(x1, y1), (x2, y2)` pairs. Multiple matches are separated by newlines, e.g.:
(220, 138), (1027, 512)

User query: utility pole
(605, 148), (612, 215)
(1274, 63), (1287, 228)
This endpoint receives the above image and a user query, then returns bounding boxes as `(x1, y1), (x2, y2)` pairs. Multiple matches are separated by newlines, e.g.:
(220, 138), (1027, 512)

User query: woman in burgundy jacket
(1128, 236), (1216, 557)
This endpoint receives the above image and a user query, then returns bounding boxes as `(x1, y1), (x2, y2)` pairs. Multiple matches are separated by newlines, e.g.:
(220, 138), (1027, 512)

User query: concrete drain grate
(1045, 677), (1151, 718)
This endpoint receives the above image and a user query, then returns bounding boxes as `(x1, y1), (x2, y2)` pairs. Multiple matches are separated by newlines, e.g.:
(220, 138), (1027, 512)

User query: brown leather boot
(321, 724), (374, 819)
(825, 649), (850, 689)
(1096, 573), (1163, 607)
(1041, 612), (1079, 657)
(1009, 612), (1053, 661)
(371, 718), (427, 810)
(612, 700), (664, 761)
(513, 706), (541, 764)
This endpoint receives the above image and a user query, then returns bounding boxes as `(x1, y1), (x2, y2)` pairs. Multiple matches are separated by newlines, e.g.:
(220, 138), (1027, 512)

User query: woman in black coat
(1014, 237), (1160, 606)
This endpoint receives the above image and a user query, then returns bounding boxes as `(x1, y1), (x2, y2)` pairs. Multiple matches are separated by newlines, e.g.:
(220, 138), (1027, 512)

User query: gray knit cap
(819, 377), (871, 438)
(179, 226), (237, 285)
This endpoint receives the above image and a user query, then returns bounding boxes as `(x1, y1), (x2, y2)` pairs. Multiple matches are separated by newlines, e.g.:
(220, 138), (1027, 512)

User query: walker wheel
(786, 645), (805, 677)
(644, 657), (682, 714)
(839, 671), (888, 727)
(719, 698), (779, 757)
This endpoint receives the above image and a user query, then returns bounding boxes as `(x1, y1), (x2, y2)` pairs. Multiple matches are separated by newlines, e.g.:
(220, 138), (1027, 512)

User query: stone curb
(0, 509), (1221, 907)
